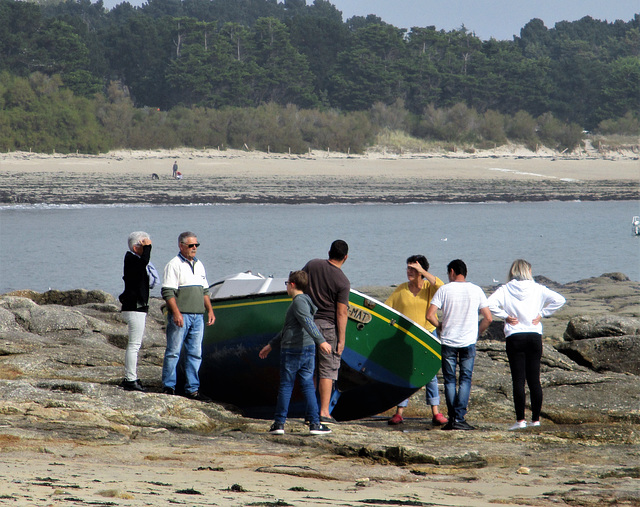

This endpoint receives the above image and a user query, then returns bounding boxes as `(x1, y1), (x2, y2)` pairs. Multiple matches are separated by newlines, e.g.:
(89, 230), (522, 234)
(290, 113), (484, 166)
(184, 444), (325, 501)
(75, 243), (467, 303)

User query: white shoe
(508, 421), (527, 430)
(530, 421), (541, 427)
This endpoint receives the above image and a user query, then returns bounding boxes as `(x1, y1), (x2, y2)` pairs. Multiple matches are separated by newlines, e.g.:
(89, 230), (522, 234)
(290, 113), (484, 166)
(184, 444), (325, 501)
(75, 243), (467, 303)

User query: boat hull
(200, 289), (441, 421)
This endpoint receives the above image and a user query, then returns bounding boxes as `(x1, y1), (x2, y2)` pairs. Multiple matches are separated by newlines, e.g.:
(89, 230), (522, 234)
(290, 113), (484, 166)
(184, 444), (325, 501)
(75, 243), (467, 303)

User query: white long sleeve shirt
(487, 279), (565, 337)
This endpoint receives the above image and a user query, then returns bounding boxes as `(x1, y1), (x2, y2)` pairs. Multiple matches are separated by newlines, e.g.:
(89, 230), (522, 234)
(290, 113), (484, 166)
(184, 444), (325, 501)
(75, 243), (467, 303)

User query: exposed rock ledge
(0, 274), (638, 506)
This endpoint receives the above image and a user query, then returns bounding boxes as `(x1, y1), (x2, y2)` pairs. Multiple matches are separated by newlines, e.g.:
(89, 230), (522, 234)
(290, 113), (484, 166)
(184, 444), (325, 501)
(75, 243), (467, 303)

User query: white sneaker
(268, 422), (285, 435)
(530, 421), (541, 427)
(309, 423), (332, 435)
(508, 421), (527, 430)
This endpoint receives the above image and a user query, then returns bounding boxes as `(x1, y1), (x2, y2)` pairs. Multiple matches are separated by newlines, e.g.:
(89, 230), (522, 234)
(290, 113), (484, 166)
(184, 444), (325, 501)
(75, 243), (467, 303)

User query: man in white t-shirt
(427, 259), (492, 430)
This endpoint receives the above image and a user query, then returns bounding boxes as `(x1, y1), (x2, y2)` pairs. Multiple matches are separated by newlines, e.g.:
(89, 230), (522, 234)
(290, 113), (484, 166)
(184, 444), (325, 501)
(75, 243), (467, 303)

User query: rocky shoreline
(0, 273), (638, 506)
(1, 171), (638, 205)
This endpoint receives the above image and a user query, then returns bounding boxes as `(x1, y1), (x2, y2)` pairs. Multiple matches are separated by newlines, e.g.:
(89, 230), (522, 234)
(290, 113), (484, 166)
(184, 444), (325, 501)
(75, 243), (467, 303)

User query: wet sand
(1, 146), (638, 204)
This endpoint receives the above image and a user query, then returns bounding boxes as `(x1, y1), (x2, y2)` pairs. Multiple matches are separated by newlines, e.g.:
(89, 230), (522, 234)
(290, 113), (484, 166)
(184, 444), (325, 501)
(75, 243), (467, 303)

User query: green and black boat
(199, 272), (442, 421)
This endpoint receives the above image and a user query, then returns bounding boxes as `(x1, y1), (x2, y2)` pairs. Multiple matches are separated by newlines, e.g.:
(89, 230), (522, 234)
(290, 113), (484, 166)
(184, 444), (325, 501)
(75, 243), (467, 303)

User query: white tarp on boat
(209, 271), (288, 299)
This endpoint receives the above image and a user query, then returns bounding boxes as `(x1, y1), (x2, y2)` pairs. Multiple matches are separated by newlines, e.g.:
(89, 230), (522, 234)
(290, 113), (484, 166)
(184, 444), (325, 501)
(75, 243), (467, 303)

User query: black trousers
(505, 332), (543, 422)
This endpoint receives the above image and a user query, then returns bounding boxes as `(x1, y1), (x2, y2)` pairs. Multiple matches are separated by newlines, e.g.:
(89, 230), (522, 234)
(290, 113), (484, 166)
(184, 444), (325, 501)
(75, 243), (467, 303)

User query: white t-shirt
(430, 281), (489, 347)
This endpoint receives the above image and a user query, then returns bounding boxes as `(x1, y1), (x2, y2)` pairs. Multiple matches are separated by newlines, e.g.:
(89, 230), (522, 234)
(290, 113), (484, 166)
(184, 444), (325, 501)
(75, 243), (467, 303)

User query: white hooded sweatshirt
(487, 279), (565, 337)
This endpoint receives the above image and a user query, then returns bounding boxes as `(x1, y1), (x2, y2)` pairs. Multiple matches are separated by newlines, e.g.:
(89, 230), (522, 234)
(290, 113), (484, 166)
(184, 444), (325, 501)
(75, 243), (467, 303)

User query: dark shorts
(316, 319), (342, 381)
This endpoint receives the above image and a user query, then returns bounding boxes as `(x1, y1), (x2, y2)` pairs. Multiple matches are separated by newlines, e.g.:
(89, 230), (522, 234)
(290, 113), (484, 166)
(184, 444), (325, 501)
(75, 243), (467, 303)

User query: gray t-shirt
(302, 258), (350, 324)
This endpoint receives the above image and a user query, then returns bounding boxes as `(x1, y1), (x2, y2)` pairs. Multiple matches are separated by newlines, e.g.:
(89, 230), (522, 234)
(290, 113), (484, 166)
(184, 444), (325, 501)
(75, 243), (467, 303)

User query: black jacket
(119, 244), (151, 312)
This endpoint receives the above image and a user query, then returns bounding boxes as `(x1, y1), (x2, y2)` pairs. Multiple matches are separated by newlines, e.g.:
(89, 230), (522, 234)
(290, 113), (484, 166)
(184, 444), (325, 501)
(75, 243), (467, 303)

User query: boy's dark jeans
(274, 345), (319, 425)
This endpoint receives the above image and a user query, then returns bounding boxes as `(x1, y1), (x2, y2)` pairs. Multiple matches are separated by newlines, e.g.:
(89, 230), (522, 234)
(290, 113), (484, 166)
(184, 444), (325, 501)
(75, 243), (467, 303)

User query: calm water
(1, 201), (638, 297)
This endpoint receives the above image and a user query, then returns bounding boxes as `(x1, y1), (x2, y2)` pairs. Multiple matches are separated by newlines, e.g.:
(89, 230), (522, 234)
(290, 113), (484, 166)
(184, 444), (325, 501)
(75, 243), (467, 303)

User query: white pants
(123, 311), (147, 381)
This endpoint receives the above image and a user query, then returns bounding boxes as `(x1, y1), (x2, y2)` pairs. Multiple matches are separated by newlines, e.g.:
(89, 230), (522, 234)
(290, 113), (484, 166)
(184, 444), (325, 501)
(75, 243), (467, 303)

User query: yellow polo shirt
(385, 277), (444, 332)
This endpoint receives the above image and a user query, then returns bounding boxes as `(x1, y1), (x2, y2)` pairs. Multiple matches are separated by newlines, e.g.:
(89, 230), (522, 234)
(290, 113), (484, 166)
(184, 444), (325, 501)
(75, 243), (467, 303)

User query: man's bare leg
(318, 377), (333, 417)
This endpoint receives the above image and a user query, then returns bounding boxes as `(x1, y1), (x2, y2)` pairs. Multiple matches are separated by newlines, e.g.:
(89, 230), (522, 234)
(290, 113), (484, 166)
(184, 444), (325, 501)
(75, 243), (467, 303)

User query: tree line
(0, 0), (638, 154)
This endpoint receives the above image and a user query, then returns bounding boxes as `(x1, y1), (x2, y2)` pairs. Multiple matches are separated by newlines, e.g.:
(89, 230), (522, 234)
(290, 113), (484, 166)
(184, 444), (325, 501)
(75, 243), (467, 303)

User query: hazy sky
(328, 0), (639, 40)
(100, 0), (638, 41)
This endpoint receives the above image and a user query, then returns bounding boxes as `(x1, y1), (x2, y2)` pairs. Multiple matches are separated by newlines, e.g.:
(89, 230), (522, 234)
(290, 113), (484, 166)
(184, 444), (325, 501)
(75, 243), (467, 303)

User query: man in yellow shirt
(385, 255), (448, 426)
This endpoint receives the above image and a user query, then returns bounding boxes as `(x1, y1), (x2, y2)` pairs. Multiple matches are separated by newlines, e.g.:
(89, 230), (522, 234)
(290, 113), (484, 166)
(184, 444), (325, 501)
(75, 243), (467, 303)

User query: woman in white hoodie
(488, 260), (565, 430)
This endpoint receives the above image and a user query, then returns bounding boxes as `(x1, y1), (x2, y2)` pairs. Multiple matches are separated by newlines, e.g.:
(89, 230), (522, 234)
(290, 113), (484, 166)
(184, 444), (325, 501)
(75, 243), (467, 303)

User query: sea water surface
(1, 201), (638, 297)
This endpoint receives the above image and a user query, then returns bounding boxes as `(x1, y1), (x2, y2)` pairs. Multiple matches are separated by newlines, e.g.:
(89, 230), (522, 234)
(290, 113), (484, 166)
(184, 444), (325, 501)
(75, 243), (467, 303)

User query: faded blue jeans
(274, 345), (319, 425)
(396, 376), (440, 408)
(162, 313), (204, 394)
(441, 343), (476, 423)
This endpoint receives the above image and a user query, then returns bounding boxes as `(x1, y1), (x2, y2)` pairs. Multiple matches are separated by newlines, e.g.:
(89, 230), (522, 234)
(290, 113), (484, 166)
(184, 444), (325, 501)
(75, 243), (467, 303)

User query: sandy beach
(1, 144), (638, 204)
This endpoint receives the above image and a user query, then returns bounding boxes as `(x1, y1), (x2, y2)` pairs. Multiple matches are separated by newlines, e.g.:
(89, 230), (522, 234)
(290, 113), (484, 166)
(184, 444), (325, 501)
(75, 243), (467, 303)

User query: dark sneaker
(452, 420), (475, 431)
(309, 423), (332, 435)
(121, 379), (145, 392)
(269, 422), (285, 435)
(162, 386), (175, 395)
(441, 420), (456, 431)
(184, 391), (212, 402)
(319, 415), (338, 425)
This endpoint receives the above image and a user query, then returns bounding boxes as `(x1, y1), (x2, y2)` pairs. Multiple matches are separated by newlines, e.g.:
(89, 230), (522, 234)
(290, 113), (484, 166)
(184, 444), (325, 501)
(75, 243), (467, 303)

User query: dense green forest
(0, 0), (638, 154)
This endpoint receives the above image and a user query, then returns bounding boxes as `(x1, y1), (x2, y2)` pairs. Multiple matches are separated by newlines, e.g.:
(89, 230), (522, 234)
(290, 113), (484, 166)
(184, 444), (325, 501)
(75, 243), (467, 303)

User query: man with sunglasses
(161, 231), (215, 401)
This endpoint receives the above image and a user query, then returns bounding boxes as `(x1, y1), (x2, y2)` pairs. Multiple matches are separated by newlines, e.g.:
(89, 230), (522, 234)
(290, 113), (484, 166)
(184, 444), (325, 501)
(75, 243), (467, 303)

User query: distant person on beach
(259, 271), (333, 435)
(427, 259), (492, 430)
(161, 231), (215, 401)
(172, 161), (178, 178)
(118, 231), (159, 392)
(487, 259), (565, 430)
(302, 239), (350, 424)
(384, 255), (448, 427)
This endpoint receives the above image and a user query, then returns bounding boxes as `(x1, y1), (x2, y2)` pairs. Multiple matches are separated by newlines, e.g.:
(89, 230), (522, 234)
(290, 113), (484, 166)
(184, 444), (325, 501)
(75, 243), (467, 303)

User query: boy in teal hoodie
(259, 270), (332, 435)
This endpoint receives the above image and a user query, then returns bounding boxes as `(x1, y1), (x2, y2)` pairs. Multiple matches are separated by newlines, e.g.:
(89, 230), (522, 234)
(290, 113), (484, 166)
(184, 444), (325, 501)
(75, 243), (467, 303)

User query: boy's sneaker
(268, 422), (285, 435)
(530, 421), (541, 427)
(508, 421), (527, 431)
(309, 423), (332, 435)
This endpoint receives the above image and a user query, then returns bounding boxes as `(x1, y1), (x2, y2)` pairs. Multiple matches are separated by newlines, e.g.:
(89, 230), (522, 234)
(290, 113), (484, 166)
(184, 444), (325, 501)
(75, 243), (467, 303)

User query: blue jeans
(162, 313), (204, 394)
(274, 345), (319, 425)
(441, 343), (476, 423)
(397, 376), (440, 408)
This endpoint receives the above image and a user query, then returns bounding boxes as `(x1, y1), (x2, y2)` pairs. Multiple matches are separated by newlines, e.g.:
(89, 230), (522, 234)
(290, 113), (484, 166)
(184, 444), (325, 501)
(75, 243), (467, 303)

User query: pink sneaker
(388, 413), (404, 425)
(432, 413), (448, 426)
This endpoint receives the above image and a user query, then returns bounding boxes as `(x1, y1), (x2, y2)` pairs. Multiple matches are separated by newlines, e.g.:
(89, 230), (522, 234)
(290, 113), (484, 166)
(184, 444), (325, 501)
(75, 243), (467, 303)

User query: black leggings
(505, 332), (543, 422)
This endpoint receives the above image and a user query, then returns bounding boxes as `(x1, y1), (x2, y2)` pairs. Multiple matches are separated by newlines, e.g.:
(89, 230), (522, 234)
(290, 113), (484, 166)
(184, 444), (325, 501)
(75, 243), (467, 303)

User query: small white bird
(492, 279), (499, 283)
(440, 238), (447, 242)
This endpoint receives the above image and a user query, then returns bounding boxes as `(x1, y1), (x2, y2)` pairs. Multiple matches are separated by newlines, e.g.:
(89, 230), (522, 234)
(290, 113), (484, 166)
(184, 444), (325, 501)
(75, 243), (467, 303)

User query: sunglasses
(183, 243), (200, 248)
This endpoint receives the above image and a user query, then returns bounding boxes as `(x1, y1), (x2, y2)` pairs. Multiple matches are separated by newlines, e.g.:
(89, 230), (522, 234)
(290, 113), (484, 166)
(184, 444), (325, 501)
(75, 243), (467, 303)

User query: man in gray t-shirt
(302, 240), (350, 423)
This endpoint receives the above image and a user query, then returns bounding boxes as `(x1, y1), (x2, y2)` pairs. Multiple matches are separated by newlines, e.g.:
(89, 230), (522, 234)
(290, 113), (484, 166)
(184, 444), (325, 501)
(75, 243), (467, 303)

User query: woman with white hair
(488, 259), (565, 430)
(118, 231), (158, 392)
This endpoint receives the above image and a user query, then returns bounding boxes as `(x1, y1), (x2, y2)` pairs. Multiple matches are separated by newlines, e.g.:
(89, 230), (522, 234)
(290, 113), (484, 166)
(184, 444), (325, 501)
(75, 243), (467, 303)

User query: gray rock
(0, 306), (17, 331)
(0, 280), (638, 473)
(3, 288), (117, 306)
(564, 314), (640, 341)
(557, 335), (640, 375)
